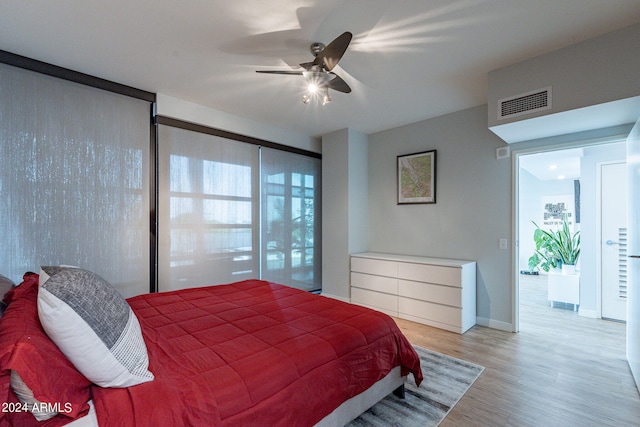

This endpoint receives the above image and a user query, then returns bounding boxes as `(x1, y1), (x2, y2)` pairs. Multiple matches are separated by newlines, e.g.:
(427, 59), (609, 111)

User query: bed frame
(316, 366), (405, 426)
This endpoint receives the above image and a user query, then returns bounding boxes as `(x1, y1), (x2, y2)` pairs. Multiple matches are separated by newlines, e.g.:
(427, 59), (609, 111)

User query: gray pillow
(37, 266), (154, 387)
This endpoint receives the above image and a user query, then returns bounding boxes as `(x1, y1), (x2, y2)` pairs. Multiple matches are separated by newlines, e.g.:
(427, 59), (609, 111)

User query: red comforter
(92, 280), (423, 426)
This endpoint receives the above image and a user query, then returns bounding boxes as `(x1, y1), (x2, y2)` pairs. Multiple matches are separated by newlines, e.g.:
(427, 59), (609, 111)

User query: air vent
(498, 86), (552, 119)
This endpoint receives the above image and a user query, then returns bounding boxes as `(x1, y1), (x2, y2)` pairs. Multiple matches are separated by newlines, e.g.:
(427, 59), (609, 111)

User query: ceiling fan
(256, 31), (352, 105)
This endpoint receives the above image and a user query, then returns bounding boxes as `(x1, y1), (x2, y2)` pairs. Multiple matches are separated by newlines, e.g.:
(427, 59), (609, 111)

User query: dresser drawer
(398, 297), (462, 328)
(351, 272), (398, 294)
(351, 257), (397, 277)
(351, 287), (398, 315)
(398, 279), (461, 307)
(398, 262), (461, 287)
(350, 253), (476, 334)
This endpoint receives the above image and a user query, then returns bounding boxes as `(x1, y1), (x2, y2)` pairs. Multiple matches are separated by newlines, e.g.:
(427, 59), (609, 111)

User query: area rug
(348, 346), (484, 427)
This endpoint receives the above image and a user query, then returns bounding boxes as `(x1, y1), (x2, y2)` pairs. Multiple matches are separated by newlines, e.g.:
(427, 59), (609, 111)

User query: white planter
(547, 272), (580, 311)
(561, 264), (576, 275)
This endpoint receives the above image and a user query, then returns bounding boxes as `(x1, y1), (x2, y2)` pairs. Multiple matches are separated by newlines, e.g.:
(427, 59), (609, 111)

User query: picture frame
(397, 150), (436, 204)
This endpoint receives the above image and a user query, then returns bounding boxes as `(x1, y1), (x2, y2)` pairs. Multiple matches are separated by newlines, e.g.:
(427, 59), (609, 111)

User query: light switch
(499, 238), (508, 250)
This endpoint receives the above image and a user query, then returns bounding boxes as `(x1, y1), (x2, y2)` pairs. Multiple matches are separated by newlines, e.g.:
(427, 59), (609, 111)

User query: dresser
(350, 252), (476, 333)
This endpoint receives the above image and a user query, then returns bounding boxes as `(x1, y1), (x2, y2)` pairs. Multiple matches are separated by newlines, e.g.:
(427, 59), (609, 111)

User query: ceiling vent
(498, 86), (552, 120)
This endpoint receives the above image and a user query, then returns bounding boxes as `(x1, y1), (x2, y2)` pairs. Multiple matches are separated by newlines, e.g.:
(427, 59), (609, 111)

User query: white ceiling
(519, 140), (628, 181)
(1, 1), (639, 138)
(519, 148), (583, 181)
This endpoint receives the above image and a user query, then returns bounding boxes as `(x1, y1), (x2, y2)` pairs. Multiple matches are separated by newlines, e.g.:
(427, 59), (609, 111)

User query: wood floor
(394, 274), (640, 427)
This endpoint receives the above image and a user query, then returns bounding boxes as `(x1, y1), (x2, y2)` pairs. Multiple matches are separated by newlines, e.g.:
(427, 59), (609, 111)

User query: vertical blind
(0, 63), (151, 297)
(157, 124), (321, 292)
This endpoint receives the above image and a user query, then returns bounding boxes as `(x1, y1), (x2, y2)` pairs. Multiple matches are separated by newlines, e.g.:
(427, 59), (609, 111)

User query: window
(0, 62), (152, 297)
(261, 148), (321, 291)
(158, 126), (258, 290)
(157, 124), (321, 292)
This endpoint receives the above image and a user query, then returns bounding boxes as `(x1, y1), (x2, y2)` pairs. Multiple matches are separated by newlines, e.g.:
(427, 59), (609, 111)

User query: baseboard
(320, 292), (351, 303)
(476, 316), (514, 332)
(578, 308), (598, 318)
(322, 296), (515, 333)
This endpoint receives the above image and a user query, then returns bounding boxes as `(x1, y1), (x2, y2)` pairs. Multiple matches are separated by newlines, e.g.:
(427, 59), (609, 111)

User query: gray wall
(488, 23), (640, 128)
(347, 129), (370, 257)
(368, 105), (513, 329)
(156, 94), (321, 153)
(321, 128), (369, 301)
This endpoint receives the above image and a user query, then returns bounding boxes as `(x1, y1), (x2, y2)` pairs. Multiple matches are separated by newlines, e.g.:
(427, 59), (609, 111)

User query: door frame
(511, 134), (628, 332)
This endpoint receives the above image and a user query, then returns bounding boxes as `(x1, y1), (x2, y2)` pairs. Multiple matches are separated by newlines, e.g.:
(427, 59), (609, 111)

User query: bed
(0, 269), (423, 427)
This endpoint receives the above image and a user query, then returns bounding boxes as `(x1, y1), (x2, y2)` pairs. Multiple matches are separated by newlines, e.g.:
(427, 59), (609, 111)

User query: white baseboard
(476, 316), (514, 332)
(321, 296), (516, 333)
(578, 308), (598, 318)
(320, 292), (351, 303)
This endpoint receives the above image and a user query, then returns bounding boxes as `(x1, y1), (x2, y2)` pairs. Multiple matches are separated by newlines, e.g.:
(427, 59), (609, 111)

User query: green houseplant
(528, 214), (580, 273)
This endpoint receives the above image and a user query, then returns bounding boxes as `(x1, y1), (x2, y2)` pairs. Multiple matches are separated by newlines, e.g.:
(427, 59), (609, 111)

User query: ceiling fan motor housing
(310, 42), (325, 57)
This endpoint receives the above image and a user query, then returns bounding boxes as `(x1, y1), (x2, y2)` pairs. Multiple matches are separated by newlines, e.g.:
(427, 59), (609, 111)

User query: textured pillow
(0, 272), (92, 426)
(37, 266), (154, 388)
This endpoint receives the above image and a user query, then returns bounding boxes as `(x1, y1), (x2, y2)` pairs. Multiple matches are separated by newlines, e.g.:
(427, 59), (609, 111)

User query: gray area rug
(348, 346), (484, 427)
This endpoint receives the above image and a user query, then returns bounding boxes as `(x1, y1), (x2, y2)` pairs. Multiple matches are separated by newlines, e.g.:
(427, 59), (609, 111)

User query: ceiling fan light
(323, 89), (331, 105)
(303, 70), (335, 87)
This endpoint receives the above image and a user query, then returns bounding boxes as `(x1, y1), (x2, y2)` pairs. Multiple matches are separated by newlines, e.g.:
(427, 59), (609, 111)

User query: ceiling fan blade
(324, 73), (351, 93)
(256, 70), (304, 75)
(299, 61), (315, 70)
(316, 31), (352, 71)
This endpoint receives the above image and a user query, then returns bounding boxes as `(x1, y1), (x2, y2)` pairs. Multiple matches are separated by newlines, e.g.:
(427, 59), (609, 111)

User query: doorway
(514, 138), (627, 331)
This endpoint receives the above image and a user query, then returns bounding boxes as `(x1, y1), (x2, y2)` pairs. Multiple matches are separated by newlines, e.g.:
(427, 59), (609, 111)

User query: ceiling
(519, 148), (583, 181)
(1, 1), (639, 138)
(519, 140), (628, 181)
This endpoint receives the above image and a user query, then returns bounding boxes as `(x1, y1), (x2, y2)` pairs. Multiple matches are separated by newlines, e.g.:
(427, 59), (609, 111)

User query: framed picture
(397, 150), (436, 204)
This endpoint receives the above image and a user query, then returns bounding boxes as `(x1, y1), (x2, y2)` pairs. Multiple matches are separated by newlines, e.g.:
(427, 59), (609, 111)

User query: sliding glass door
(157, 126), (259, 291)
(261, 147), (321, 291)
(157, 124), (321, 292)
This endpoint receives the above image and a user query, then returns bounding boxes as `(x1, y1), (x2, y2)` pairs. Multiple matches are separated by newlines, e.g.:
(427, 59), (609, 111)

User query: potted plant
(528, 213), (581, 309)
(528, 214), (580, 274)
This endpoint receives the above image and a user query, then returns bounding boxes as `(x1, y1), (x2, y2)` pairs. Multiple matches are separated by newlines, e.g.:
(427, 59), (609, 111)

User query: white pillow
(37, 266), (154, 388)
(10, 370), (58, 421)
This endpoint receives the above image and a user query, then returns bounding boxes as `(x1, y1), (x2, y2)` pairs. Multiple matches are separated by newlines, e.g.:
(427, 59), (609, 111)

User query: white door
(601, 162), (627, 321)
(627, 118), (640, 390)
